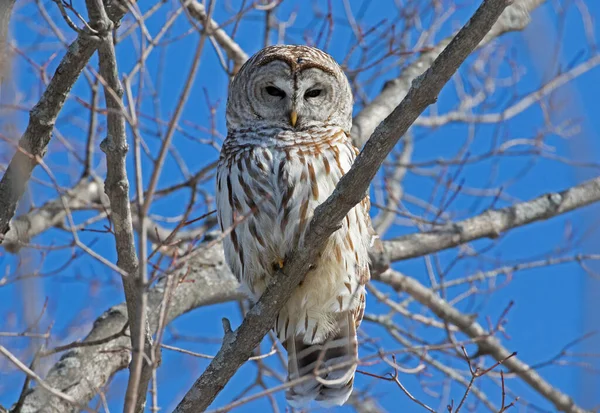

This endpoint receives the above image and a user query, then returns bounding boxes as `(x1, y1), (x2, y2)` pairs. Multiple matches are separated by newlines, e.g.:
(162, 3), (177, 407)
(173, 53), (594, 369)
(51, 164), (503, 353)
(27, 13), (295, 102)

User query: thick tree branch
(0, 346), (91, 413)
(384, 176), (600, 262)
(0, 0), (130, 241)
(14, 240), (241, 413)
(0, 177), (208, 255)
(85, 0), (152, 412)
(174, 1), (514, 411)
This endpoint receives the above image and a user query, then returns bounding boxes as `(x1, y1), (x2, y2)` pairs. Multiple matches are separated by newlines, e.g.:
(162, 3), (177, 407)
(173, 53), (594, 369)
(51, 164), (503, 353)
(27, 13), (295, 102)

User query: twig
(357, 355), (436, 412)
(40, 323), (129, 357)
(498, 371), (519, 412)
(140, 8), (211, 221)
(376, 269), (587, 413)
(454, 347), (516, 412)
(185, 0), (249, 75)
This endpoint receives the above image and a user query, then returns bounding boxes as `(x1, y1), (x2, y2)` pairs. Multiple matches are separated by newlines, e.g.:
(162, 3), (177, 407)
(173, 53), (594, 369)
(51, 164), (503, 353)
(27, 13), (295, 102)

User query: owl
(216, 45), (374, 408)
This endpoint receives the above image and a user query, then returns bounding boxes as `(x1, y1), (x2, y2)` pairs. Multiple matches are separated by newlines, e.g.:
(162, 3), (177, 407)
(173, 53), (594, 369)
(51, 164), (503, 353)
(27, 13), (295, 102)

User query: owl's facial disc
(249, 60), (348, 130)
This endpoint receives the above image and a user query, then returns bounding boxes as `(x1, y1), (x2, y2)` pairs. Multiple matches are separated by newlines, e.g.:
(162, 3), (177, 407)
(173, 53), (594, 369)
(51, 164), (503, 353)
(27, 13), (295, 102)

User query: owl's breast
(215, 128), (358, 298)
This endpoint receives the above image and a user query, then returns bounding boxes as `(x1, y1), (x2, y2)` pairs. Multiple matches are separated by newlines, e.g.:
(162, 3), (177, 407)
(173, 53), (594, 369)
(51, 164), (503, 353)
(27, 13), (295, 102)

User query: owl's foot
(272, 258), (285, 272)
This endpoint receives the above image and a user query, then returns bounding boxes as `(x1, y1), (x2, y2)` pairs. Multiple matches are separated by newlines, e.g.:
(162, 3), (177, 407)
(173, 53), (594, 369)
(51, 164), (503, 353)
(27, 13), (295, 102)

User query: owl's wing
(216, 158), (241, 284)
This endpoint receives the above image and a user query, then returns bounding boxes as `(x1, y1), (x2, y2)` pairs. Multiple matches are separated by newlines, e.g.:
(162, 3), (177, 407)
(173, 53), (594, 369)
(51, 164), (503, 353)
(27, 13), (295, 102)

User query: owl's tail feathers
(285, 312), (358, 408)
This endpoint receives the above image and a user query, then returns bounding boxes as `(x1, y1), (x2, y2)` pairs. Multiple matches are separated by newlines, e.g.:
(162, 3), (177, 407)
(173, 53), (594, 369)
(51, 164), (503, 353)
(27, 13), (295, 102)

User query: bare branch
(0, 0), (130, 240)
(384, 176), (600, 262)
(0, 0), (15, 87)
(416, 54), (600, 126)
(376, 269), (587, 413)
(16, 240), (242, 413)
(1, 178), (105, 253)
(350, 0), (546, 148)
(85, 0), (152, 411)
(364, 313), (499, 410)
(0, 346), (92, 413)
(185, 0), (249, 74)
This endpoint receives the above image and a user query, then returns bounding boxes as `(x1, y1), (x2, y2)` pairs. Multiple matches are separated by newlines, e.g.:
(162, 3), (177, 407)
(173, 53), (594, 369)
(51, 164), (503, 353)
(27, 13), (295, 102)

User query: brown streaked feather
(248, 220), (265, 248)
(323, 156), (331, 175)
(307, 162), (319, 199)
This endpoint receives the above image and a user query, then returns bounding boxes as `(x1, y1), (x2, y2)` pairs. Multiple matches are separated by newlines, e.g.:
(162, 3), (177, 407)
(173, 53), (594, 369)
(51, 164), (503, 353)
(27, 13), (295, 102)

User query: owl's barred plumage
(216, 45), (374, 407)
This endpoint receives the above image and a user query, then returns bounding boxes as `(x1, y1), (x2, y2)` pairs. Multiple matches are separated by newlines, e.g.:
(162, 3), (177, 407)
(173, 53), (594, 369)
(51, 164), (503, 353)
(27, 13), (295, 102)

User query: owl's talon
(272, 258), (285, 272)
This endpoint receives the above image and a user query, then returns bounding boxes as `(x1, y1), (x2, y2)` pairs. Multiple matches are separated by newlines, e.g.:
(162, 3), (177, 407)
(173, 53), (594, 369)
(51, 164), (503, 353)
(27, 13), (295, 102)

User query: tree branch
(415, 54), (600, 126)
(0, 0), (15, 88)
(0, 346), (92, 413)
(174, 1), (514, 411)
(384, 176), (600, 262)
(185, 0), (248, 75)
(1, 178), (106, 253)
(350, 0), (545, 148)
(375, 269), (587, 413)
(0, 0), (131, 241)
(85, 0), (152, 412)
(14, 239), (242, 413)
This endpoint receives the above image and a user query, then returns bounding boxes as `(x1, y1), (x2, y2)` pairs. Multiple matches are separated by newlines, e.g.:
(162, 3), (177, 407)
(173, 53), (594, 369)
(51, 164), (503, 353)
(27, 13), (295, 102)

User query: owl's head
(226, 45), (353, 133)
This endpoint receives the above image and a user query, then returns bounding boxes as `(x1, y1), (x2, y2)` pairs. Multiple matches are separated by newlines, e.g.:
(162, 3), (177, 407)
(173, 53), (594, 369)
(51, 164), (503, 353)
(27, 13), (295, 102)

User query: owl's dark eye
(266, 86), (286, 98)
(304, 89), (322, 99)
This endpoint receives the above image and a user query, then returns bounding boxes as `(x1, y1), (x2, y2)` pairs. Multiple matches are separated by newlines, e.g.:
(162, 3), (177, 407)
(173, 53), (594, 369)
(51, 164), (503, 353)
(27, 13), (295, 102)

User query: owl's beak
(289, 110), (298, 128)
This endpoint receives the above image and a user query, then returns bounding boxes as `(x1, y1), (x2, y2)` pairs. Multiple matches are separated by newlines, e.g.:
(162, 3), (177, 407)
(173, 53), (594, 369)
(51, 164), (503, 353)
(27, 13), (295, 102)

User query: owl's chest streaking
(217, 127), (353, 271)
(216, 126), (370, 341)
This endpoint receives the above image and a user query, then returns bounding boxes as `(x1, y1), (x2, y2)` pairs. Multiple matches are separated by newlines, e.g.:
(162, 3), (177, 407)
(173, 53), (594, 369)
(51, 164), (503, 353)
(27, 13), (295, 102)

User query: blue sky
(1, 0), (600, 412)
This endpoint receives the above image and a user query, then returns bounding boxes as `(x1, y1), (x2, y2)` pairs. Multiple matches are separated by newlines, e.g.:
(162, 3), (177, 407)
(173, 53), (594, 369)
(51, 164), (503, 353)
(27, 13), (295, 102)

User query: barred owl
(216, 45), (374, 408)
